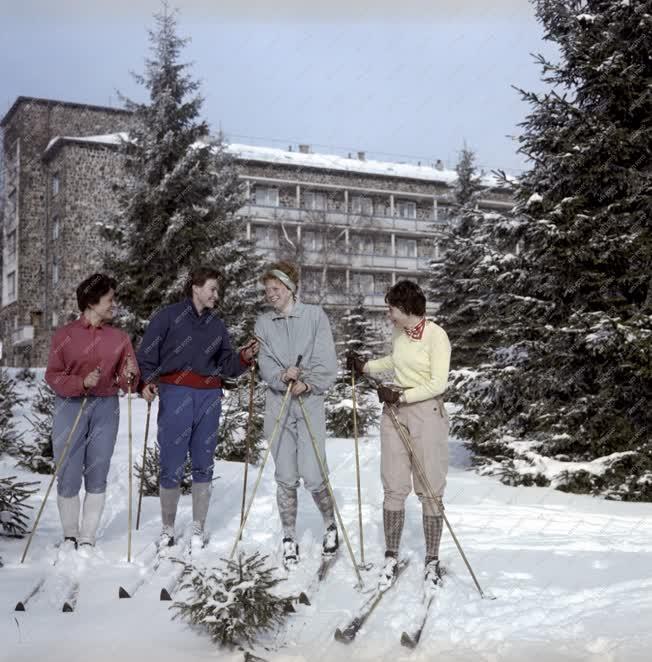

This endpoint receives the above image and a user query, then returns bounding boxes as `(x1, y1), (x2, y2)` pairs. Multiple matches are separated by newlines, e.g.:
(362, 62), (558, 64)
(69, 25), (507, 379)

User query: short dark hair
(384, 280), (426, 316)
(184, 266), (220, 297)
(76, 273), (117, 312)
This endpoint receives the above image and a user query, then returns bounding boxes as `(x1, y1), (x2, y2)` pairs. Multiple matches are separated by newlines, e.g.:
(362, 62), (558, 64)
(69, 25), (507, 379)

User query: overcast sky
(0, 0), (558, 174)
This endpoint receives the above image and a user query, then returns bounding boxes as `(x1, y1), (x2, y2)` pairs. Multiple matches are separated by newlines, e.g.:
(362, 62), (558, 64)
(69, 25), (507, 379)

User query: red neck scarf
(405, 318), (426, 340)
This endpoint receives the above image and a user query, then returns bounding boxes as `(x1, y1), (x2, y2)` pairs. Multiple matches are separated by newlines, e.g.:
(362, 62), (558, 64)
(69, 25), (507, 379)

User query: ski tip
(334, 628), (354, 644)
(118, 586), (131, 599)
(62, 602), (74, 613)
(14, 602), (26, 612)
(298, 592), (311, 606)
(243, 652), (269, 662)
(400, 632), (416, 649)
(283, 601), (296, 614)
(160, 588), (172, 601)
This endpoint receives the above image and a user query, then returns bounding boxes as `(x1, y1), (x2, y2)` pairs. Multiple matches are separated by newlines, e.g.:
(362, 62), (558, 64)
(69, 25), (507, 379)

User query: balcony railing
(239, 203), (448, 232)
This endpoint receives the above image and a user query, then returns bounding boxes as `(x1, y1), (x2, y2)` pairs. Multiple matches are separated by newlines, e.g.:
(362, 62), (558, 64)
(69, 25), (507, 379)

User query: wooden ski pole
(351, 370), (369, 569)
(239, 363), (256, 540)
(127, 380), (134, 563)
(135, 400), (152, 531)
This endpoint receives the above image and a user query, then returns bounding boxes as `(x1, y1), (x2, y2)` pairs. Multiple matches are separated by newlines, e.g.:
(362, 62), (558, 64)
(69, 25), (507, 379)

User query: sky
(0, 0), (558, 175)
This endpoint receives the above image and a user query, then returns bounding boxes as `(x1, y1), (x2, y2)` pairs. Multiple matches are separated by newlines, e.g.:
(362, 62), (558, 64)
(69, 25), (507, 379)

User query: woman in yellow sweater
(348, 280), (451, 590)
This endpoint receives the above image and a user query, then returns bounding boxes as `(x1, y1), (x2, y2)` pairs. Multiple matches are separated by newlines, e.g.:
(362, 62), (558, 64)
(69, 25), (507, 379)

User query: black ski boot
(282, 536), (299, 568)
(322, 523), (339, 556)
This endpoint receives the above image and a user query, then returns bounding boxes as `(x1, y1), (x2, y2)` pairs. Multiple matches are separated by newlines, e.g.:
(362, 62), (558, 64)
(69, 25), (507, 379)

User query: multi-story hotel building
(0, 96), (512, 366)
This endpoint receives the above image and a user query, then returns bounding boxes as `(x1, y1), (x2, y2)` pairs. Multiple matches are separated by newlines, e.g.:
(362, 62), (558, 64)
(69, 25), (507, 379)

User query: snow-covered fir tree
(101, 2), (262, 341)
(216, 375), (265, 464)
(135, 444), (193, 497)
(0, 369), (23, 456)
(171, 551), (292, 648)
(325, 300), (382, 438)
(0, 476), (38, 538)
(450, 0), (652, 500)
(17, 382), (56, 474)
(427, 146), (515, 369)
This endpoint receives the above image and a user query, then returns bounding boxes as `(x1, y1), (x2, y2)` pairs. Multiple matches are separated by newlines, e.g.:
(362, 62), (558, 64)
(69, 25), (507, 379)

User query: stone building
(0, 97), (134, 366)
(0, 95), (512, 367)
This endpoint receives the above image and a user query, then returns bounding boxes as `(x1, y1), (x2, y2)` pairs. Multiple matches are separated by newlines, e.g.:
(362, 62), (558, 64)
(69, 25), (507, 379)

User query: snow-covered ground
(2, 377), (652, 662)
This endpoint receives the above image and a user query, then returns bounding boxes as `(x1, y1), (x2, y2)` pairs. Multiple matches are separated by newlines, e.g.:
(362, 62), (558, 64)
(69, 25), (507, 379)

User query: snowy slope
(2, 378), (652, 662)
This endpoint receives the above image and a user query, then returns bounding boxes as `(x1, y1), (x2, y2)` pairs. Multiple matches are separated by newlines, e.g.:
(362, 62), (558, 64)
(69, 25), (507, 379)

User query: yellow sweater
(365, 320), (451, 404)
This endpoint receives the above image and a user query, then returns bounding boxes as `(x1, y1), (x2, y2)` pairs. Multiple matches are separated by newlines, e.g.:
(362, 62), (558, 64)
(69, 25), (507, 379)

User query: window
(303, 191), (327, 211)
(7, 271), (16, 298)
(302, 269), (322, 293)
(396, 238), (417, 257)
(52, 311), (59, 328)
(374, 273), (391, 295)
(375, 200), (389, 217)
(396, 200), (416, 219)
(417, 239), (433, 258)
(7, 230), (17, 259)
(253, 225), (278, 247)
(52, 216), (60, 240)
(351, 195), (373, 216)
(302, 230), (323, 252)
(52, 173), (60, 196)
(375, 237), (391, 256)
(327, 270), (346, 290)
(351, 272), (374, 295)
(8, 187), (17, 214)
(253, 186), (279, 207)
(350, 234), (373, 254)
(52, 257), (59, 285)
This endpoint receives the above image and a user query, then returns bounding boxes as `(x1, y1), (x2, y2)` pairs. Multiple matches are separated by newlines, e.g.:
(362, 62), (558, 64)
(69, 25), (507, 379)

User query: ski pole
(363, 373), (492, 600)
(297, 395), (364, 588)
(20, 396), (88, 564)
(351, 370), (370, 569)
(127, 379), (134, 563)
(239, 363), (256, 541)
(229, 355), (302, 559)
(136, 400), (152, 531)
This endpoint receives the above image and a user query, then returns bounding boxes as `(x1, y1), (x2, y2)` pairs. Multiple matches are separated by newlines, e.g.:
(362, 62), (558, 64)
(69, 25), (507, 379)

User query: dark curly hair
(384, 279), (426, 316)
(76, 273), (117, 312)
(184, 266), (220, 297)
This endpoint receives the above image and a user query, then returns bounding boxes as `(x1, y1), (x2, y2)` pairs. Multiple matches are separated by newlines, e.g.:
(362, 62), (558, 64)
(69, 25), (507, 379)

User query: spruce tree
(453, 0), (652, 500)
(326, 299), (382, 438)
(102, 2), (262, 341)
(17, 382), (56, 474)
(427, 146), (514, 369)
(0, 369), (23, 456)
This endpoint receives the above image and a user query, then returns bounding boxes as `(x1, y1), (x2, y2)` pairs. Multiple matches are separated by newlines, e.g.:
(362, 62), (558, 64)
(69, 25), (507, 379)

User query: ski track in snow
(2, 385), (652, 662)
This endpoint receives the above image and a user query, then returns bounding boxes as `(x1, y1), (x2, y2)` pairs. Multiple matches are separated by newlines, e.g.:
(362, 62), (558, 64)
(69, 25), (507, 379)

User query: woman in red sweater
(45, 273), (138, 551)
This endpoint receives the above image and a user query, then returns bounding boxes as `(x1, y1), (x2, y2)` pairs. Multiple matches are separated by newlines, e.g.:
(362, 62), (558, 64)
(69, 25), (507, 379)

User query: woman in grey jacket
(254, 261), (338, 567)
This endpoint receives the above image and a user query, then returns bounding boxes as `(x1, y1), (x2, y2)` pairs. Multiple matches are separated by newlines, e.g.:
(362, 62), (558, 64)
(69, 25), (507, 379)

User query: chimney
(357, 151), (366, 161)
(434, 159), (444, 171)
(299, 144), (311, 154)
(288, 145), (293, 152)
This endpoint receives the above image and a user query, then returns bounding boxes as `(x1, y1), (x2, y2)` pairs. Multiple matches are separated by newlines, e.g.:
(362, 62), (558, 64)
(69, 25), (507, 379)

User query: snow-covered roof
(42, 132), (511, 189)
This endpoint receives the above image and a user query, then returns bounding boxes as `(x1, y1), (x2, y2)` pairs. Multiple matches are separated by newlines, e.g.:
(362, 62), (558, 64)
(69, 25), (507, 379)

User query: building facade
(0, 96), (512, 367)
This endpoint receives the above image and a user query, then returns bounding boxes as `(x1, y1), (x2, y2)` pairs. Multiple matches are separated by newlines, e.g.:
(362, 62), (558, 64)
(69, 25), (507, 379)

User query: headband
(269, 269), (297, 293)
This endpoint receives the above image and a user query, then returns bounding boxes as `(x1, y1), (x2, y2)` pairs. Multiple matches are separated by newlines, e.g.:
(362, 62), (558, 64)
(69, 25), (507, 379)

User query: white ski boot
(159, 525), (175, 551)
(190, 521), (207, 556)
(424, 558), (443, 593)
(282, 537), (299, 569)
(378, 553), (399, 592)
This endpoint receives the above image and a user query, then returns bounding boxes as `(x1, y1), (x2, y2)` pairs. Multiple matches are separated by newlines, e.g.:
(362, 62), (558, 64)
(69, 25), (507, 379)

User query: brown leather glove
(377, 385), (401, 405)
(346, 351), (366, 377)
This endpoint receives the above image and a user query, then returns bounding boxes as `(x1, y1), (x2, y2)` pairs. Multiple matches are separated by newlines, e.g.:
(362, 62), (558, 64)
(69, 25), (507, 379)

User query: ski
(14, 576), (46, 611)
(296, 551), (339, 607)
(62, 580), (80, 612)
(400, 566), (446, 648)
(118, 541), (165, 599)
(160, 539), (192, 601)
(334, 558), (409, 644)
(14, 541), (63, 611)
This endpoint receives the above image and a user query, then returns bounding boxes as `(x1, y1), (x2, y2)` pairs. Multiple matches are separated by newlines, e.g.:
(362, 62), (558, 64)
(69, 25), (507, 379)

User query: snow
(42, 133), (511, 189)
(526, 192), (543, 207)
(2, 376), (652, 661)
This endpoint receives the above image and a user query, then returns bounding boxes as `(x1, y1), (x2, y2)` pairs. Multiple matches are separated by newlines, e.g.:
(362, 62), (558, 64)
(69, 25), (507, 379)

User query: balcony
(239, 203), (446, 233)
(12, 325), (34, 346)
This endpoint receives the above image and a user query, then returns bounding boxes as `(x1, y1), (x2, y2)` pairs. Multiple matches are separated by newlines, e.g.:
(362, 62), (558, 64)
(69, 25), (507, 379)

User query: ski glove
(377, 385), (401, 405)
(346, 351), (366, 377)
